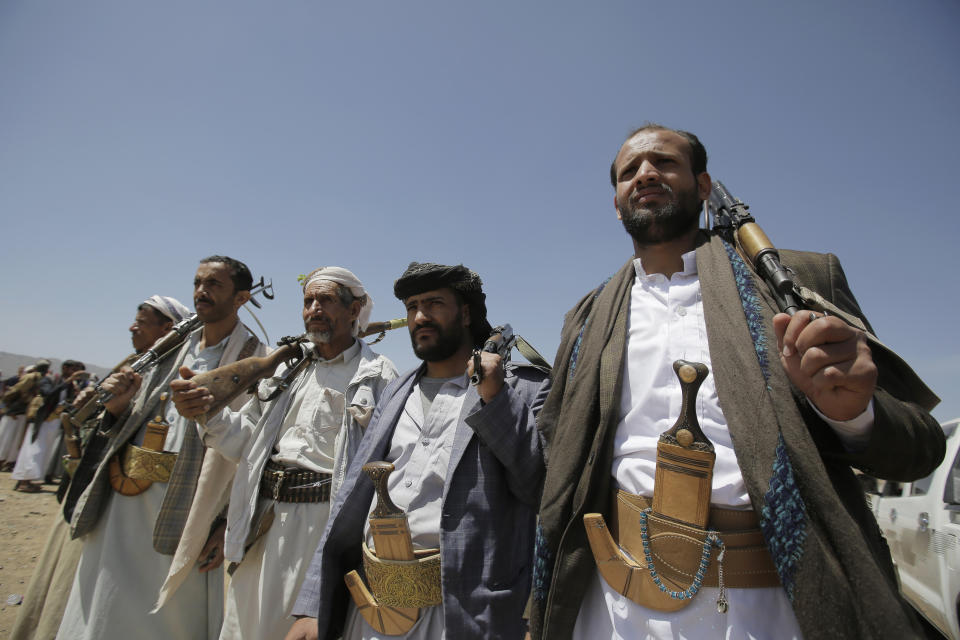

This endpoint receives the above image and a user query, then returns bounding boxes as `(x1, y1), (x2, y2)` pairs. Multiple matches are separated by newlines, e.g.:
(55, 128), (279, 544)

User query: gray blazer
(293, 362), (550, 640)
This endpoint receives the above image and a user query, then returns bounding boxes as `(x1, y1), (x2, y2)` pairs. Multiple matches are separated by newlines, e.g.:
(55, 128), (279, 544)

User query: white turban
(143, 295), (191, 324)
(302, 267), (373, 336)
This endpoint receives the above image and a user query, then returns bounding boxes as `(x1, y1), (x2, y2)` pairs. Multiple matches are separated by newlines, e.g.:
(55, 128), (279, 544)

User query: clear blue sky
(1, 1), (957, 421)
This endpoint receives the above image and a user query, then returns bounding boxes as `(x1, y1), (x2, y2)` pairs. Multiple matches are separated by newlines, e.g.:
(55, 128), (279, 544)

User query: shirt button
(405, 479), (412, 488)
(421, 439), (429, 446)
(677, 307), (687, 316)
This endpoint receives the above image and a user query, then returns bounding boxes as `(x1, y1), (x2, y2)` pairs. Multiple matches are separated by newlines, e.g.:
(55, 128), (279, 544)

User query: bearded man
(163, 266), (397, 640)
(287, 262), (550, 640)
(529, 124), (944, 639)
(57, 257), (265, 640)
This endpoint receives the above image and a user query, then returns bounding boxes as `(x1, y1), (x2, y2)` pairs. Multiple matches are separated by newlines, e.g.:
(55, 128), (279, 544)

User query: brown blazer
(532, 233), (943, 639)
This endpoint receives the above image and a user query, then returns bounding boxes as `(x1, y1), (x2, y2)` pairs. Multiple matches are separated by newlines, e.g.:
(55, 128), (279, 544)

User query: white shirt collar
(631, 248), (699, 282)
(314, 337), (361, 365)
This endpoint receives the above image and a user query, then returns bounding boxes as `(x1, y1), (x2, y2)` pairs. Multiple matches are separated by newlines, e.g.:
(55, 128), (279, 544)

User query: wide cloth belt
(360, 542), (442, 608)
(259, 459), (331, 503)
(116, 443), (176, 484)
(612, 490), (780, 589)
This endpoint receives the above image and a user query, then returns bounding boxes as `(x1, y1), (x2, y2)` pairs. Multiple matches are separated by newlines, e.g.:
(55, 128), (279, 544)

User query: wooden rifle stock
(186, 318), (406, 425)
(710, 181), (800, 315)
(189, 340), (306, 425)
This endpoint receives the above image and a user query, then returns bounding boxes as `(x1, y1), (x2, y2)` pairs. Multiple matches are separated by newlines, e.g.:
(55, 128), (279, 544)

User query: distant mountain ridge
(0, 351), (112, 382)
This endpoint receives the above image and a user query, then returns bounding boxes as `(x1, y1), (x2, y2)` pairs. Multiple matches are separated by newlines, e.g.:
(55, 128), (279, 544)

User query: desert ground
(0, 472), (60, 637)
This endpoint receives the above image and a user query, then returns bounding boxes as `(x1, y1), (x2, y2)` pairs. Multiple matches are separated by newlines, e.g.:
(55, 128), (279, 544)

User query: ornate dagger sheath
(364, 461), (417, 562)
(343, 461), (422, 636)
(652, 360), (715, 528)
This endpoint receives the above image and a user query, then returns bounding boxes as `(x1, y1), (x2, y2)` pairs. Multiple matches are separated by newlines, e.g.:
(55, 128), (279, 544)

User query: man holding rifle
(529, 124), (945, 639)
(57, 256), (265, 640)
(9, 295), (189, 640)
(287, 262), (550, 640)
(12, 359), (86, 492)
(166, 266), (398, 640)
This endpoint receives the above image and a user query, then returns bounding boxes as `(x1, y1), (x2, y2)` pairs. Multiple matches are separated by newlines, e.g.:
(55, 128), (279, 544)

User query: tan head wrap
(302, 266), (373, 336)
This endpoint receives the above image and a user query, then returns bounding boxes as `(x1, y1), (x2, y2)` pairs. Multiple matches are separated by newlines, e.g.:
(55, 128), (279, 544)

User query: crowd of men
(3, 124), (946, 640)
(1, 359), (91, 491)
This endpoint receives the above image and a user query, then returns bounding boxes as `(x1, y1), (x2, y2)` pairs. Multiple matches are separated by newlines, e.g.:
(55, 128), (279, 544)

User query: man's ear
(696, 171), (712, 201)
(234, 289), (251, 309)
(615, 195), (623, 220)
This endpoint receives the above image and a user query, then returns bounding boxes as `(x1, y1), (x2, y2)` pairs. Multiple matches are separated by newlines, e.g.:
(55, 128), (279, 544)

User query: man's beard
(410, 313), (467, 362)
(307, 330), (331, 344)
(619, 183), (701, 245)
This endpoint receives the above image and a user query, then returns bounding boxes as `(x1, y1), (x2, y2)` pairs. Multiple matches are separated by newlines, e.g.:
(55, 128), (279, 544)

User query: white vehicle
(872, 418), (960, 639)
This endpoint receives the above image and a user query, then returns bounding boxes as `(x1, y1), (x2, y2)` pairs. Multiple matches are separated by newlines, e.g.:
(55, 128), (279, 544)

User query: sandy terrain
(0, 472), (61, 638)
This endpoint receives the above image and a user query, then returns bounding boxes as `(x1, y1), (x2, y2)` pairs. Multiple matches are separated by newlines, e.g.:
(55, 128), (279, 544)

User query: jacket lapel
(443, 385), (481, 501)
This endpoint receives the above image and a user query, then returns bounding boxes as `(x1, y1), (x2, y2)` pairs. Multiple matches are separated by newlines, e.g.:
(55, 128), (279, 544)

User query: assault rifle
(186, 318), (408, 425)
(92, 277), (275, 407)
(470, 324), (551, 386)
(709, 181), (800, 315)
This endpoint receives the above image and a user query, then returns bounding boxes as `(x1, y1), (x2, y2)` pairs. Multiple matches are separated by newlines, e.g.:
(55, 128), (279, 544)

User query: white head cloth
(302, 266), (373, 336)
(143, 295), (191, 324)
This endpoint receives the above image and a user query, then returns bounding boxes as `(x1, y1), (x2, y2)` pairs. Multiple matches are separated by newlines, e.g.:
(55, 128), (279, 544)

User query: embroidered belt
(360, 542), (442, 608)
(258, 459), (331, 503)
(117, 443), (177, 484)
(584, 360), (780, 614)
(345, 461), (431, 636)
(110, 395), (173, 496)
(601, 490), (780, 590)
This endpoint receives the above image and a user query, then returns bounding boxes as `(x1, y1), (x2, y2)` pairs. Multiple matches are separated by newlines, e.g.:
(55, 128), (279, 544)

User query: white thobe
(572, 253), (805, 640)
(57, 333), (228, 640)
(343, 374), (468, 640)
(11, 417), (60, 481)
(13, 387), (68, 481)
(0, 413), (28, 463)
(573, 253), (876, 639)
(218, 340), (362, 640)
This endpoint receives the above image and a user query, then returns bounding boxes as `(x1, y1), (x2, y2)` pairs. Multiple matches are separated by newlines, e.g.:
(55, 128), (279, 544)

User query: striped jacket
(293, 362), (550, 640)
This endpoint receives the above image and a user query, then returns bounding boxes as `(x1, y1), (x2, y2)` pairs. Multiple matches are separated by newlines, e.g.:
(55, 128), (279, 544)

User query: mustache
(195, 296), (214, 306)
(632, 182), (674, 198)
(412, 321), (440, 334)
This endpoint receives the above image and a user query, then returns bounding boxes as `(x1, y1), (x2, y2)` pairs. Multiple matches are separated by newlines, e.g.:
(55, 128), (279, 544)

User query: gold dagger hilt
(661, 360), (711, 450)
(364, 461), (405, 519)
